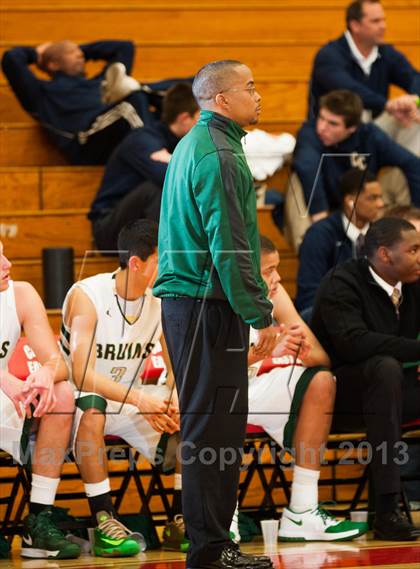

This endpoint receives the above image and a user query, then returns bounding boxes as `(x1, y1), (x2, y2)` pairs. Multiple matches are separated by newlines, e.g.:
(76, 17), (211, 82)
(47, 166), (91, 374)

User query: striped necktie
(390, 288), (401, 315)
(355, 233), (365, 259)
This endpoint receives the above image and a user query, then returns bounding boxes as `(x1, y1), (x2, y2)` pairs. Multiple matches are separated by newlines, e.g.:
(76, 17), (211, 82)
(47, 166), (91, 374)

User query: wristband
(416, 96), (420, 108)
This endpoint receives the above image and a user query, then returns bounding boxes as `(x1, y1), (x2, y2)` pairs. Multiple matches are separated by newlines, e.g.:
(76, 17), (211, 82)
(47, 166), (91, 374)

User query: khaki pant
(283, 172), (311, 252)
(374, 112), (419, 207)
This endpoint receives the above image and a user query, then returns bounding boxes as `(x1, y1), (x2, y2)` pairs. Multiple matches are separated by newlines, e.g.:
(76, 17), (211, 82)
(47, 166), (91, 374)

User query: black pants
(162, 298), (249, 568)
(92, 181), (162, 251)
(332, 355), (420, 502)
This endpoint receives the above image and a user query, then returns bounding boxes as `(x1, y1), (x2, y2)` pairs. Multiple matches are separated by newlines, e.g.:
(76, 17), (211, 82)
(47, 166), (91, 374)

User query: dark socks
(171, 489), (183, 520)
(88, 492), (115, 524)
(29, 503), (50, 516)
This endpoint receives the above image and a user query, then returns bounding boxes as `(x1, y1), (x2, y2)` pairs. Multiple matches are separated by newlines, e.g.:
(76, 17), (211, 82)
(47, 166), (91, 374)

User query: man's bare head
(39, 41), (85, 77)
(192, 60), (261, 127)
(192, 60), (244, 104)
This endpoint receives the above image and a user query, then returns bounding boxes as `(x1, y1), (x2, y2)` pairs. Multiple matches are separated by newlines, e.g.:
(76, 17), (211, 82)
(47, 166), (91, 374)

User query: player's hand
(272, 323), (309, 359)
(136, 391), (179, 434)
(0, 375), (32, 419)
(22, 367), (57, 418)
(253, 325), (278, 358)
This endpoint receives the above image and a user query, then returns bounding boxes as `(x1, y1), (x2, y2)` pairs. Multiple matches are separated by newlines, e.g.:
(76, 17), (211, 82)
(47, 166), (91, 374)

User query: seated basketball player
(60, 219), (179, 557)
(0, 241), (80, 559)
(246, 236), (368, 541)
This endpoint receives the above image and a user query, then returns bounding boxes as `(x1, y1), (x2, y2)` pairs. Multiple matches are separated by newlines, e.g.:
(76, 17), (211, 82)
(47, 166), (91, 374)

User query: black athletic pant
(162, 298), (249, 568)
(332, 355), (420, 511)
(92, 181), (162, 251)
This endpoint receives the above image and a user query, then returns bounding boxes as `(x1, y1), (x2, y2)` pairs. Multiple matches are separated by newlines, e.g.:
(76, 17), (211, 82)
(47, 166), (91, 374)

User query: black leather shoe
(221, 543), (273, 567)
(374, 510), (420, 541)
(188, 543), (274, 568)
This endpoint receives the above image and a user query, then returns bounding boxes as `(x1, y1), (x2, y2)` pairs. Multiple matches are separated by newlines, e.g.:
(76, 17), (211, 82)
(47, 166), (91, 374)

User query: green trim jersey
(60, 272), (162, 388)
(0, 280), (21, 370)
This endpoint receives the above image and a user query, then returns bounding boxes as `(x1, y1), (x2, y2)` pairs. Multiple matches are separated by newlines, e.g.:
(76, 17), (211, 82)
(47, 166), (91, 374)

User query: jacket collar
(198, 110), (248, 140)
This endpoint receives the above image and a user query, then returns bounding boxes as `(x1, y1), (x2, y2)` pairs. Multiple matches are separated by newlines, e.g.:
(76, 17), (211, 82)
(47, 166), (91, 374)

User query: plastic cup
(260, 519), (279, 551)
(350, 511), (368, 523)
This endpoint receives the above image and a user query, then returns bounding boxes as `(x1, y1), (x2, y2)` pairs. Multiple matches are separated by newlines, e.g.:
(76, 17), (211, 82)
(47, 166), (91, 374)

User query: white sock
(30, 474), (60, 506)
(174, 473), (182, 491)
(289, 465), (320, 513)
(84, 479), (111, 498)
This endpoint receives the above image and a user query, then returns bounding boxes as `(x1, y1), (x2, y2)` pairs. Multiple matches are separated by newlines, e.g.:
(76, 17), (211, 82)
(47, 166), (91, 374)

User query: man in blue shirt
(284, 90), (420, 251)
(90, 83), (199, 251)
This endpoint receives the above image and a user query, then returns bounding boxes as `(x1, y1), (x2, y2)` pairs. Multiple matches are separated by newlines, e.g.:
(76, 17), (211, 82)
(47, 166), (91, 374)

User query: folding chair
(0, 451), (31, 541)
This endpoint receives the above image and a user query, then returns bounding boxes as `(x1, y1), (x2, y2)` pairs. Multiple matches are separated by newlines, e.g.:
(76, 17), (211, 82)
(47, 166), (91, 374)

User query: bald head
(192, 60), (245, 106)
(40, 41), (85, 76)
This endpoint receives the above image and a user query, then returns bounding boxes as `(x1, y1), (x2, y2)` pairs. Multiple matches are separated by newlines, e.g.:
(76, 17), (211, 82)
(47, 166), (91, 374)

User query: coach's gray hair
(192, 60), (244, 106)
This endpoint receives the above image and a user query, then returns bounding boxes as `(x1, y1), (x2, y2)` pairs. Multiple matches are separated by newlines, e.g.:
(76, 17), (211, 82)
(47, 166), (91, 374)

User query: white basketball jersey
(0, 281), (21, 370)
(60, 272), (162, 388)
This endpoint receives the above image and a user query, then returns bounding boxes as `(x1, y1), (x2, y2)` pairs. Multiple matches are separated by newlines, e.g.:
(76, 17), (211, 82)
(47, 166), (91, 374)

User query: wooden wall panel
(42, 166), (103, 209)
(0, 124), (68, 166)
(2, 7), (418, 44)
(4, 1), (419, 7)
(0, 210), (92, 258)
(0, 168), (40, 211)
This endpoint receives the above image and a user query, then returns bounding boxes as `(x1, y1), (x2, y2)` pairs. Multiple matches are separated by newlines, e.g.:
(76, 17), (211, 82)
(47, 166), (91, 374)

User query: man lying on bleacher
(284, 90), (420, 251)
(0, 241), (81, 560)
(89, 83), (199, 251)
(60, 219), (180, 558)
(2, 40), (189, 165)
(245, 236), (368, 541)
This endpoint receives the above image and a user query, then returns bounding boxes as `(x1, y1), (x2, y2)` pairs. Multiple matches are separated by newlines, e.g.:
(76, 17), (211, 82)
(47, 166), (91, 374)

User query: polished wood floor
(2, 514), (419, 569)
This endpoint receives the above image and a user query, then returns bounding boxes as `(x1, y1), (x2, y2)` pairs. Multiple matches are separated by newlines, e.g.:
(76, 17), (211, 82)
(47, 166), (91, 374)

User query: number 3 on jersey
(110, 366), (127, 383)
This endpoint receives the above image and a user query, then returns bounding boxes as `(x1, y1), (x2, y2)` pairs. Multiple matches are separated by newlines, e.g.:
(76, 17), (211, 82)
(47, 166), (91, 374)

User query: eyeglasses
(221, 86), (258, 97)
(200, 86), (258, 100)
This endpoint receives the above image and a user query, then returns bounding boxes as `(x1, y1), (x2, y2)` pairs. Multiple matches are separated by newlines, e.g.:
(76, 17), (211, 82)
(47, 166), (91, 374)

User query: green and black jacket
(153, 110), (272, 329)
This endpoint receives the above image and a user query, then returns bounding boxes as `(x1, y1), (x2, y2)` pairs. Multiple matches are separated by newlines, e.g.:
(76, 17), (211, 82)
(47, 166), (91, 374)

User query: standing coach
(153, 60), (277, 569)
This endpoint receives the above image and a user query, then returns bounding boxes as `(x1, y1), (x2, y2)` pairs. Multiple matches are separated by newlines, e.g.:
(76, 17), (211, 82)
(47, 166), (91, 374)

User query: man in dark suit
(296, 168), (383, 313)
(312, 217), (420, 540)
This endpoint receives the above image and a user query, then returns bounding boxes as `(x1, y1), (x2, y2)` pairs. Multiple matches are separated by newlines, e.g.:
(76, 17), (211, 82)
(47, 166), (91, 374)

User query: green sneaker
(93, 511), (140, 557)
(162, 515), (190, 552)
(21, 508), (81, 559)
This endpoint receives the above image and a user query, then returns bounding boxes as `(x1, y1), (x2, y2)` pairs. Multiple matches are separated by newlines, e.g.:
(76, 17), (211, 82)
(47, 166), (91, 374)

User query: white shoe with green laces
(279, 504), (368, 542)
